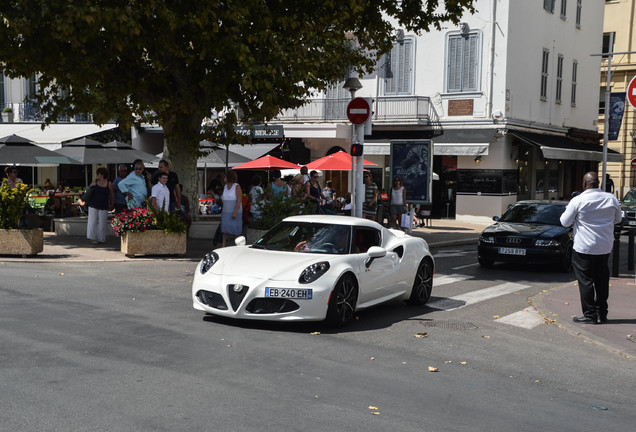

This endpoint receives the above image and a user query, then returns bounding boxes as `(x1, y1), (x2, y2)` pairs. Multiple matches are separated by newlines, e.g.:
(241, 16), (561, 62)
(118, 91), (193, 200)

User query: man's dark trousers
(572, 251), (610, 320)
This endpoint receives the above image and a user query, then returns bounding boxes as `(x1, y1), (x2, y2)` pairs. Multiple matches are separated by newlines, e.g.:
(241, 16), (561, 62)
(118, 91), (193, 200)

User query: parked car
(477, 200), (573, 272)
(192, 215), (434, 327)
(620, 189), (636, 229)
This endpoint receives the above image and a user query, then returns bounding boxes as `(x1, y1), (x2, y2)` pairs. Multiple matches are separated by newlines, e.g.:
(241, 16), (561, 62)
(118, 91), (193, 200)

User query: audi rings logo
(506, 238), (522, 244)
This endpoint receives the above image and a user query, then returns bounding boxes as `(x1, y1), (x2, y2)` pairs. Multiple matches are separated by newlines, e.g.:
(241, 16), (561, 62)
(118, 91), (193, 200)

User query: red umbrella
(305, 151), (376, 171)
(233, 155), (300, 170)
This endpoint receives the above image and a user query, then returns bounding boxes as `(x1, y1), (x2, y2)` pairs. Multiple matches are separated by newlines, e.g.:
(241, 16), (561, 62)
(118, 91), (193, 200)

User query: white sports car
(192, 215), (434, 327)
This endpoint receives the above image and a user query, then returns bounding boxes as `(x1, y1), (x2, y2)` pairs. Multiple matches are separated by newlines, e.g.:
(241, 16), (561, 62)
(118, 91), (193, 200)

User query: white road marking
(428, 282), (530, 311)
(495, 309), (544, 329)
(452, 262), (479, 270)
(433, 274), (474, 287)
(433, 250), (474, 258)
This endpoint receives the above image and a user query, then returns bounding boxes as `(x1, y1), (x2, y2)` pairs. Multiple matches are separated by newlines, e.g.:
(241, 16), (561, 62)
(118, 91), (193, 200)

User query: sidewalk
(2, 219), (635, 358)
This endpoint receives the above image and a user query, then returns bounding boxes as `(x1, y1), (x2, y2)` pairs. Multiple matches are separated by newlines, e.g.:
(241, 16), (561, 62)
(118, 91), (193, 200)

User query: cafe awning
(364, 128), (497, 156)
(510, 131), (623, 162)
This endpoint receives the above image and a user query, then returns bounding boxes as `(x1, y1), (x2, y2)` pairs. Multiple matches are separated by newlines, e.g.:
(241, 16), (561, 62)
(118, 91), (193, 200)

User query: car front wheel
(325, 274), (358, 327)
(478, 257), (494, 268)
(407, 259), (433, 305)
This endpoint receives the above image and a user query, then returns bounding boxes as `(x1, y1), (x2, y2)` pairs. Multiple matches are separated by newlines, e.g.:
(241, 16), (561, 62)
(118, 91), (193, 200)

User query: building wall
(600, 0), (636, 198)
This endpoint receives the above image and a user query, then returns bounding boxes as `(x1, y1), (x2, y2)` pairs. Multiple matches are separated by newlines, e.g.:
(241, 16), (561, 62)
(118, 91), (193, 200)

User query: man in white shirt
(560, 172), (622, 324)
(151, 172), (170, 212)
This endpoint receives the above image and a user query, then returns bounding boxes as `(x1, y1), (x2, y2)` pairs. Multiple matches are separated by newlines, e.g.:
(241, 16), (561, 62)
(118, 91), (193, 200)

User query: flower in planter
(0, 179), (31, 229)
(110, 208), (155, 236)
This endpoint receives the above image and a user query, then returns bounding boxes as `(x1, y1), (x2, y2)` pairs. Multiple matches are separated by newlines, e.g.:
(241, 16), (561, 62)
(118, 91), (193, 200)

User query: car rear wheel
(325, 274), (358, 327)
(478, 257), (494, 268)
(558, 243), (573, 273)
(407, 259), (433, 305)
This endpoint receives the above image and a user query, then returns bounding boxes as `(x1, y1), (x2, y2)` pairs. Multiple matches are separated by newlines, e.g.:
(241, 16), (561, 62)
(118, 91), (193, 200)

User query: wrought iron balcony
(12, 101), (95, 123)
(273, 96), (437, 125)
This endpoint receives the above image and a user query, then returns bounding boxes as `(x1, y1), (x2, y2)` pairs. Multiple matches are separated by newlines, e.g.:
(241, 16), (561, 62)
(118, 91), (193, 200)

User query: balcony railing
(3, 101), (96, 123)
(274, 96), (436, 125)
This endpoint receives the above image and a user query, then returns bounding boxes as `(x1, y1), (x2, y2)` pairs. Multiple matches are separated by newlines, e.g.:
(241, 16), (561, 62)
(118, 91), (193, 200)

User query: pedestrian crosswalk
(430, 274), (544, 329)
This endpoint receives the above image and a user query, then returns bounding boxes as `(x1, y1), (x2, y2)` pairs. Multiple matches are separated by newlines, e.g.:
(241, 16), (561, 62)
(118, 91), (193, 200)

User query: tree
(0, 0), (475, 210)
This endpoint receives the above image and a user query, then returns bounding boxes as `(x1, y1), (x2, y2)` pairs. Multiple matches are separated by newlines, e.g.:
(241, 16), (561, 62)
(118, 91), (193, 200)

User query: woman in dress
(389, 176), (407, 230)
(221, 170), (243, 247)
(322, 180), (336, 210)
(81, 167), (114, 245)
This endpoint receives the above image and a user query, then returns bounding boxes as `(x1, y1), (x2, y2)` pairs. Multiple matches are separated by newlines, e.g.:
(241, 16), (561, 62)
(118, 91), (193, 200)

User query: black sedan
(477, 200), (573, 272)
(620, 189), (636, 229)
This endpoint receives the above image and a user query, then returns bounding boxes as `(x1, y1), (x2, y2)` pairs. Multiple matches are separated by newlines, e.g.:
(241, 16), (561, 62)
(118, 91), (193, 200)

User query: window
(544, 0), (555, 13)
(560, 0), (567, 19)
(571, 60), (578, 106)
(384, 38), (413, 94)
(446, 32), (480, 93)
(576, 0), (582, 27)
(555, 54), (564, 104)
(541, 49), (550, 101)
(0, 72), (5, 109)
(602, 32), (615, 58)
(25, 74), (38, 99)
(324, 81), (348, 119)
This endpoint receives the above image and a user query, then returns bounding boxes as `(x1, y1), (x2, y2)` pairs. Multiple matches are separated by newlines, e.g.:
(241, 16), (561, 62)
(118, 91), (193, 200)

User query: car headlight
(480, 235), (495, 244)
(535, 239), (561, 247)
(200, 252), (220, 274)
(299, 262), (330, 284)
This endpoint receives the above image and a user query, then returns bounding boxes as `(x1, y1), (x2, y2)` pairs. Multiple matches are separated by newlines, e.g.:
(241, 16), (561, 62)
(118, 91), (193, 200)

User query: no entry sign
(347, 97), (370, 125)
(628, 75), (636, 110)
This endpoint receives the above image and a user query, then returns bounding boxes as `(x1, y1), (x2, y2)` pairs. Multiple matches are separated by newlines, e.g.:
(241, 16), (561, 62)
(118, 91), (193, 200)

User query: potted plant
(2, 107), (14, 123)
(245, 190), (313, 244)
(0, 179), (44, 256)
(111, 205), (187, 257)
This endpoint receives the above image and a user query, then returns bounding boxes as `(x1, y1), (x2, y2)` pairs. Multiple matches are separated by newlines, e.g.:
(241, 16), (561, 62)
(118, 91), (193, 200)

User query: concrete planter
(1, 112), (14, 123)
(0, 228), (44, 256)
(121, 230), (186, 257)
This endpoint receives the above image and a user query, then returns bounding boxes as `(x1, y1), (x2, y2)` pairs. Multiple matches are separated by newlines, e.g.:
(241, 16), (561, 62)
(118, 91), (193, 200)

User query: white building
(273, 0), (619, 222)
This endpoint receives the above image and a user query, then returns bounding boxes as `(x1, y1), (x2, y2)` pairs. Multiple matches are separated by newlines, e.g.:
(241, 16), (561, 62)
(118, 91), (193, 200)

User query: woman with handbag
(79, 167), (114, 245)
(389, 176), (407, 230)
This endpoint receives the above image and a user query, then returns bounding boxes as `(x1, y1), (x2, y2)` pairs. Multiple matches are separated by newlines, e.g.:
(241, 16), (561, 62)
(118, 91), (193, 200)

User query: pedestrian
(221, 170), (242, 247)
(305, 170), (324, 212)
(389, 175), (407, 229)
(270, 170), (287, 198)
(81, 167), (114, 245)
(117, 160), (150, 208)
(151, 159), (180, 212)
(4, 166), (22, 189)
(322, 180), (336, 209)
(151, 171), (170, 212)
(362, 173), (378, 221)
(605, 173), (615, 194)
(112, 164), (129, 213)
(560, 172), (622, 324)
(249, 174), (265, 222)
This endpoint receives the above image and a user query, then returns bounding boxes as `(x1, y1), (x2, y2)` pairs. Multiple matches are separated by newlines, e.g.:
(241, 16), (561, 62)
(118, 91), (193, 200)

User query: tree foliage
(0, 0), (474, 207)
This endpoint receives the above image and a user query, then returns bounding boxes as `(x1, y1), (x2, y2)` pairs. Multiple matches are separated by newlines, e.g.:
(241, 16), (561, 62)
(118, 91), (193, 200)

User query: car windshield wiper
(250, 244), (266, 249)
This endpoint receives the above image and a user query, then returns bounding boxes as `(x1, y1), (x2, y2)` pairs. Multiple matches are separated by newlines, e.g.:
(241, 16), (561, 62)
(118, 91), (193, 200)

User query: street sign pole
(347, 97), (371, 218)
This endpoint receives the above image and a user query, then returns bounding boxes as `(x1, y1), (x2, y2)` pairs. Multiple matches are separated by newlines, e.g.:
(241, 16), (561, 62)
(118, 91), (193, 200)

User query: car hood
(482, 222), (569, 238)
(205, 246), (337, 280)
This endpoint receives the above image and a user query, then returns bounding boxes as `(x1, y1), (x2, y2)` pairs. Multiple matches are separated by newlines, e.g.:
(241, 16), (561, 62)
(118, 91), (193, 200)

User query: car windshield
(623, 190), (636, 204)
(252, 222), (352, 254)
(499, 203), (565, 225)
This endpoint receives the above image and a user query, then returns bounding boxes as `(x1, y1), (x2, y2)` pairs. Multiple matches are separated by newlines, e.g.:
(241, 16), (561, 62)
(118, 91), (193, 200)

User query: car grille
(625, 210), (636, 219)
(227, 284), (250, 311)
(196, 290), (228, 310)
(494, 236), (534, 247)
(245, 298), (300, 314)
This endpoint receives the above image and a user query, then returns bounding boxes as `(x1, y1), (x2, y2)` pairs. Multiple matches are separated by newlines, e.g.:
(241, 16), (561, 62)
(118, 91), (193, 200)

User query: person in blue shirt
(117, 160), (151, 208)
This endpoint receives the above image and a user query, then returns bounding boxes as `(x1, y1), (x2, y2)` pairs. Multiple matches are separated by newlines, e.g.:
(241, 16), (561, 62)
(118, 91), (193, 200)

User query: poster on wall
(390, 140), (432, 204)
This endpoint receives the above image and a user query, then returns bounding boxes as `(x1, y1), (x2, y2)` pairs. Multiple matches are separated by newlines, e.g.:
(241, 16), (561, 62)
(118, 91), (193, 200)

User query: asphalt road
(1, 248), (635, 431)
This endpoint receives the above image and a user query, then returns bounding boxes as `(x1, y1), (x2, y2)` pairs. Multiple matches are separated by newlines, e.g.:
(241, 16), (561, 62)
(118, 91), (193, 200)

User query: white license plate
(498, 247), (526, 256)
(265, 288), (313, 299)
(628, 221), (636, 226)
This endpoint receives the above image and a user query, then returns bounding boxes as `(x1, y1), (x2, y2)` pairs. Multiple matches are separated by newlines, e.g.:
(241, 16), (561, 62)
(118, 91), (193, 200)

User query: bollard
(612, 228), (621, 277)
(629, 230), (634, 271)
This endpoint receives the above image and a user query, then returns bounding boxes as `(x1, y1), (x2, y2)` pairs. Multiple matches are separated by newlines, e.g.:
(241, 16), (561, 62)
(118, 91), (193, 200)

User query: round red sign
(631, 158), (636, 169)
(628, 75), (636, 111)
(347, 97), (370, 125)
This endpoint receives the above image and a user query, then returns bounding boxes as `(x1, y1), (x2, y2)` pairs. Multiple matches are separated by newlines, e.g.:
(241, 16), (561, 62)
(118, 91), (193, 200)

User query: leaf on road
(460, 361), (467, 365)
(414, 332), (428, 338)
(372, 412), (380, 415)
(310, 332), (320, 335)
(493, 315), (500, 319)
(428, 366), (439, 372)
(58, 273), (64, 276)
(482, 335), (490, 339)
(368, 406), (378, 410)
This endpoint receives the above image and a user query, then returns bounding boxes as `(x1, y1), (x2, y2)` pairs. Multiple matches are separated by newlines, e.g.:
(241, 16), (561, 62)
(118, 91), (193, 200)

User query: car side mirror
(235, 236), (246, 246)
(365, 246), (387, 268)
(493, 216), (500, 222)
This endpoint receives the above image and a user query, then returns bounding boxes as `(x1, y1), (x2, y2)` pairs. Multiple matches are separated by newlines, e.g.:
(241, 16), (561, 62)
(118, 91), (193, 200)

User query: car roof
(514, 200), (569, 205)
(283, 214), (383, 229)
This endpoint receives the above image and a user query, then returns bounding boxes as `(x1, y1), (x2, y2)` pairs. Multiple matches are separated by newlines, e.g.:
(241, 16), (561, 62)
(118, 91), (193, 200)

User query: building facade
(600, 0), (636, 198)
(273, 0), (614, 223)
